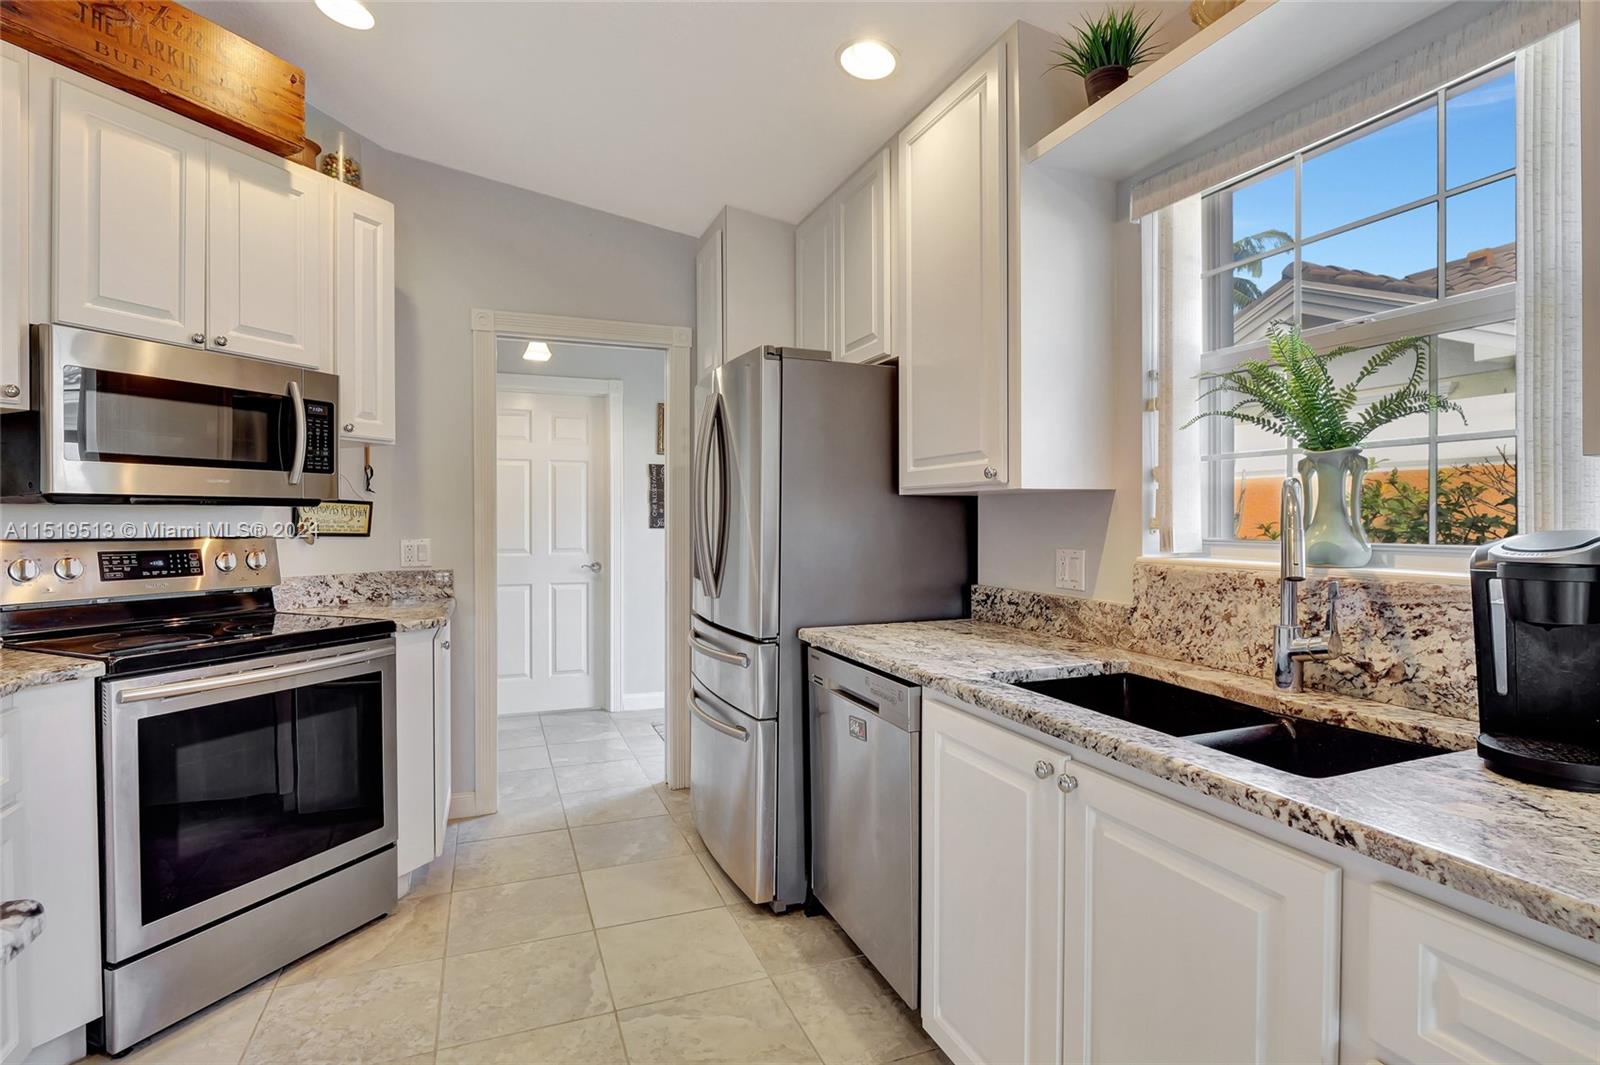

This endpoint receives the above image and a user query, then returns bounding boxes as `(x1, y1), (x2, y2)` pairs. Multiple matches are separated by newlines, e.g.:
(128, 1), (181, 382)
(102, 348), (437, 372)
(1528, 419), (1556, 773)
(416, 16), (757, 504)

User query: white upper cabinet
(1060, 764), (1341, 1065)
(695, 220), (724, 381)
(896, 23), (1117, 493)
(921, 695), (1065, 1065)
(794, 202), (833, 353)
(207, 144), (330, 367)
(333, 184), (396, 442)
(1, 44), (28, 409)
(836, 147), (892, 363)
(52, 79), (208, 347)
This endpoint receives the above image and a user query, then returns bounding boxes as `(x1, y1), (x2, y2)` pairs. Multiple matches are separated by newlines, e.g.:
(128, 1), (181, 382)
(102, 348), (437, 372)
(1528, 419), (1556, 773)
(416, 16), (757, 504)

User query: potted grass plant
(1049, 7), (1164, 104)
(1184, 324), (1466, 566)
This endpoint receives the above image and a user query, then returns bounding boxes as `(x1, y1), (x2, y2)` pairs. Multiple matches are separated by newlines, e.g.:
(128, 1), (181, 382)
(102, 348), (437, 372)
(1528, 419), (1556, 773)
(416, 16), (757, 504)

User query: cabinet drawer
(1365, 884), (1600, 1064)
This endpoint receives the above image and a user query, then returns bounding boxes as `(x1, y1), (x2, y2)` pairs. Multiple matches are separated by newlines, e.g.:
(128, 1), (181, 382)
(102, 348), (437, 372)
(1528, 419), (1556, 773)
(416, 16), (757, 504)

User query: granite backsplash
(275, 569), (454, 610)
(973, 559), (1478, 720)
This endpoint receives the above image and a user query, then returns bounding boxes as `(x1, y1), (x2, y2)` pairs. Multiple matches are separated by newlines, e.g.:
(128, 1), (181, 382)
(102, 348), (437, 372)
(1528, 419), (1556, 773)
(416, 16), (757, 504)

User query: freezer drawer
(689, 681), (778, 904)
(808, 649), (920, 1008)
(689, 616), (778, 720)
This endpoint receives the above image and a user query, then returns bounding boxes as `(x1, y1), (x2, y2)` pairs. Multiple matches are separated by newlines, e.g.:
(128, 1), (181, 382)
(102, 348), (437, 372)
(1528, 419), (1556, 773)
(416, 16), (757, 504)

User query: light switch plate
(1055, 548), (1087, 592)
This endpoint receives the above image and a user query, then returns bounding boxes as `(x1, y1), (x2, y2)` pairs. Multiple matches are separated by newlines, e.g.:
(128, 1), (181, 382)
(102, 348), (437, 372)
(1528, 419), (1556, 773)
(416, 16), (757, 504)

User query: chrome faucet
(1275, 477), (1342, 691)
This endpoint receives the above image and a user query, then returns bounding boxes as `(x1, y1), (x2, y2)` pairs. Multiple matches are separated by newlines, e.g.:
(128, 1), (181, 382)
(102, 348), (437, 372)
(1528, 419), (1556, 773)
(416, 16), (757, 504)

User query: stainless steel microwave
(1, 325), (339, 504)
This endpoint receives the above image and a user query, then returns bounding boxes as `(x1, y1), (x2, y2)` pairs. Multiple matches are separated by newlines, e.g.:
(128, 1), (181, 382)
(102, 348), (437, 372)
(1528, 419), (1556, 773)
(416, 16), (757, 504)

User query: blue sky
(1224, 69), (1515, 283)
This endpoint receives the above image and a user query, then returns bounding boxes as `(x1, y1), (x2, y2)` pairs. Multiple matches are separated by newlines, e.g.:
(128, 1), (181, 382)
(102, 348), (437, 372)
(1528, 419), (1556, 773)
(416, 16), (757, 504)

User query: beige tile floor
(89, 709), (948, 1065)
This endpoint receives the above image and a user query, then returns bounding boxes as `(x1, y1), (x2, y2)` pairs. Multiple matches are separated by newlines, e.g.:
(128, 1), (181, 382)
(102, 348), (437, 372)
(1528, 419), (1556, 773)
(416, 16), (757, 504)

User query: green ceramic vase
(1298, 447), (1372, 567)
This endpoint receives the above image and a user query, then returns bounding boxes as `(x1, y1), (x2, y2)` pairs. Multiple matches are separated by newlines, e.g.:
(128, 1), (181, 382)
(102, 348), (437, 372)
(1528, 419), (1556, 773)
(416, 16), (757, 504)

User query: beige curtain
(1516, 24), (1597, 531)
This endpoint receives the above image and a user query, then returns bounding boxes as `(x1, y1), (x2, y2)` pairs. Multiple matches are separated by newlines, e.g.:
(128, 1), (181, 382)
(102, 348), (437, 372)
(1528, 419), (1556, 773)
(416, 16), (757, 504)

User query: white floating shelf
(1026, 0), (1455, 183)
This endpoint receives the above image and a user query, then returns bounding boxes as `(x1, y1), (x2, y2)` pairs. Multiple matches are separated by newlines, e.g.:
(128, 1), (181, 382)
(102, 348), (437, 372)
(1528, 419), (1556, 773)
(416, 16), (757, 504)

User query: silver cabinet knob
(53, 556), (84, 581)
(214, 551), (238, 573)
(440, 641), (450, 651)
(6, 558), (39, 584)
(191, 332), (206, 344)
(1034, 759), (1054, 778)
(1, 383), (19, 399)
(213, 336), (228, 347)
(1, 899), (44, 962)
(580, 561), (603, 572)
(343, 422), (355, 433)
(1058, 773), (1079, 793)
(983, 465), (998, 480)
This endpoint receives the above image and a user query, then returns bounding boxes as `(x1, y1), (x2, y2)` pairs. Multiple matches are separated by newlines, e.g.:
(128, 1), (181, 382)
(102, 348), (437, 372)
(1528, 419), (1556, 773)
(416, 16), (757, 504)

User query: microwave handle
(287, 379), (307, 486)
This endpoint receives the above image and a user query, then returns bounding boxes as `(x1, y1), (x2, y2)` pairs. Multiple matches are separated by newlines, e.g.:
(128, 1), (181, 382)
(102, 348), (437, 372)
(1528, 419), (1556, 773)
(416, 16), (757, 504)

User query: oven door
(100, 639), (396, 963)
(36, 324), (335, 502)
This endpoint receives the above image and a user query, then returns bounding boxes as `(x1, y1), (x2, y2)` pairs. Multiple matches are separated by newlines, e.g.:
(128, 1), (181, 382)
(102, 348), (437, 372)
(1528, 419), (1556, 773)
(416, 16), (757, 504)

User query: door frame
(493, 372), (624, 717)
(469, 309), (692, 818)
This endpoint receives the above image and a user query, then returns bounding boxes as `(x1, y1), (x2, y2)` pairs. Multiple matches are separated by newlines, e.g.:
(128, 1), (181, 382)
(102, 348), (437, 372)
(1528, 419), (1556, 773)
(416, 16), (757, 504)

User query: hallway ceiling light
(838, 39), (898, 81)
(522, 341), (554, 362)
(315, 0), (375, 31)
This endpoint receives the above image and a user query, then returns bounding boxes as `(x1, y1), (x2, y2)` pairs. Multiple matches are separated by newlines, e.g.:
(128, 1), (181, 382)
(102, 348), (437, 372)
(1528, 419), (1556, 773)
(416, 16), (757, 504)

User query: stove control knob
(6, 559), (39, 584)
(215, 551), (238, 574)
(245, 549), (270, 572)
(53, 557), (84, 581)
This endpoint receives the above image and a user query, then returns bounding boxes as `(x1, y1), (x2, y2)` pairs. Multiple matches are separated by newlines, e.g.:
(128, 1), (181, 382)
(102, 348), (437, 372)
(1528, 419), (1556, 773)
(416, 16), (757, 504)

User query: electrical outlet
(400, 539), (427, 567)
(1055, 548), (1087, 592)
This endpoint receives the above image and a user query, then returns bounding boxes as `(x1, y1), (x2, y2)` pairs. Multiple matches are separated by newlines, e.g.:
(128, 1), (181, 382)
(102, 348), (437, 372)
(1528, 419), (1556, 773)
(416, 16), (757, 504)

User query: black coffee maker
(1470, 531), (1600, 790)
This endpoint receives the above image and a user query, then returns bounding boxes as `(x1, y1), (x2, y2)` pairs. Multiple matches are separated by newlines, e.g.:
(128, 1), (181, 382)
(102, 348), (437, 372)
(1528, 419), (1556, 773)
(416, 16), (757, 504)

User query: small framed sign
(648, 464), (665, 528)
(294, 499), (374, 537)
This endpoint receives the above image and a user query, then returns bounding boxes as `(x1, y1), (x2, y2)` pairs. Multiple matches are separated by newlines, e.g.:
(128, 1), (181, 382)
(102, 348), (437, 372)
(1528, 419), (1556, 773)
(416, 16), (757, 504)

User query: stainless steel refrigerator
(688, 346), (973, 910)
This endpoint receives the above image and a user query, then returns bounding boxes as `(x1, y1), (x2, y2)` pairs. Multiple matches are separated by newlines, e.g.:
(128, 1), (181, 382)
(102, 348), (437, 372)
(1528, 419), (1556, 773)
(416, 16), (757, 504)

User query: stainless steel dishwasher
(807, 647), (920, 1008)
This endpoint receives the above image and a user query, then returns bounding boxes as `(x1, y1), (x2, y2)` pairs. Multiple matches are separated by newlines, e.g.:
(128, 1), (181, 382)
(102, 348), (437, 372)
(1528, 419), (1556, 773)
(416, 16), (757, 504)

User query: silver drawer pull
(1, 899), (44, 963)
(1058, 773), (1079, 793)
(691, 696), (749, 742)
(690, 634), (749, 668)
(118, 647), (390, 703)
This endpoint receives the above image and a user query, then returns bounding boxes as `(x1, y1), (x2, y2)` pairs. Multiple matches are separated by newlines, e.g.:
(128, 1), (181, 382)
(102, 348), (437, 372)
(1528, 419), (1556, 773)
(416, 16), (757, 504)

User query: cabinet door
(432, 624), (452, 856)
(897, 43), (1008, 490)
(53, 80), (208, 346)
(794, 203), (834, 355)
(922, 696), (1064, 1065)
(1362, 884), (1600, 1064)
(395, 630), (436, 877)
(207, 144), (329, 367)
(695, 222), (724, 381)
(1061, 764), (1340, 1065)
(334, 185), (396, 442)
(837, 147), (892, 363)
(1, 45), (27, 410)
(0, 771), (30, 1065)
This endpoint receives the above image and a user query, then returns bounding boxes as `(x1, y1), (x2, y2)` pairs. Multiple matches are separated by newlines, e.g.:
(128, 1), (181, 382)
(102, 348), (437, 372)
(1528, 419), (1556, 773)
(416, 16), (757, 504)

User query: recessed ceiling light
(522, 341), (554, 363)
(838, 39), (898, 81)
(315, 0), (375, 31)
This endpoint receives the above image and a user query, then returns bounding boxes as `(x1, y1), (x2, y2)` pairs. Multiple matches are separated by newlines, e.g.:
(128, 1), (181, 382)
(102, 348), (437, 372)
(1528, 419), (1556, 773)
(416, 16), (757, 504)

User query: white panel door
(1, 44), (27, 410)
(794, 202), (833, 354)
(1363, 884), (1600, 1064)
(53, 80), (208, 346)
(837, 147), (892, 363)
(207, 144), (329, 367)
(1061, 763), (1341, 1065)
(496, 390), (609, 712)
(695, 221), (724, 381)
(897, 42), (1008, 491)
(333, 185), (396, 442)
(922, 696), (1064, 1065)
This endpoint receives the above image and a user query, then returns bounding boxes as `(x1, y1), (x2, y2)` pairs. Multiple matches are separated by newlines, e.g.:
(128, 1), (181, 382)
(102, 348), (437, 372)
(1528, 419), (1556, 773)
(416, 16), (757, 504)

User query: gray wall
(495, 340), (668, 704)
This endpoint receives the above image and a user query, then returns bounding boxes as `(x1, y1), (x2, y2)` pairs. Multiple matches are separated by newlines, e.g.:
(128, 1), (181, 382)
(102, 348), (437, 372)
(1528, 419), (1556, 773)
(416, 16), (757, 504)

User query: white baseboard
(621, 691), (665, 712)
(448, 790), (481, 820)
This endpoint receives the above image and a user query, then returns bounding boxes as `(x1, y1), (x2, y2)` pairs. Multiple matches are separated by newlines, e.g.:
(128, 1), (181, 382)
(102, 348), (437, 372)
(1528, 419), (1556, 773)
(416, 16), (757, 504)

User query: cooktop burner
(86, 632), (216, 652)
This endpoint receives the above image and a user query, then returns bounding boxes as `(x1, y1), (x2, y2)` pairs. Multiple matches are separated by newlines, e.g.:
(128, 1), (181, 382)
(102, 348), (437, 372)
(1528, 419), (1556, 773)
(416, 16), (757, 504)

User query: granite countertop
(799, 619), (1600, 945)
(285, 600), (453, 632)
(0, 647), (104, 697)
(276, 569), (454, 632)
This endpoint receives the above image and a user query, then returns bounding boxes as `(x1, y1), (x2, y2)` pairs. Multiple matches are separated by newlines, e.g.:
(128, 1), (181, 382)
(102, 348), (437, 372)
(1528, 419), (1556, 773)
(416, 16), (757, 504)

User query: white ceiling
(191, 1), (1146, 236)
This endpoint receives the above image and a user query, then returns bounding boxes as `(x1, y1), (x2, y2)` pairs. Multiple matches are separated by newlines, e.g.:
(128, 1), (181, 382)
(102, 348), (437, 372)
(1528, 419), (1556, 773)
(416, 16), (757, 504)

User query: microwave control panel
(303, 401), (335, 475)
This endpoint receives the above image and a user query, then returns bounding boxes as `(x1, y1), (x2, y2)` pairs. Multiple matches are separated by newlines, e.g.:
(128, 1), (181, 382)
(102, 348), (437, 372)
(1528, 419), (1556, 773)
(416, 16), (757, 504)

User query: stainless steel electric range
(0, 537), (399, 1054)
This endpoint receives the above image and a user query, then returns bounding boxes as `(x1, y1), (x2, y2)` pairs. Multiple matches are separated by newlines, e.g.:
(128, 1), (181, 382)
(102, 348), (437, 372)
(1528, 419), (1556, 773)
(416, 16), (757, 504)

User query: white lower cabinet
(0, 679), (101, 1065)
(396, 627), (452, 879)
(922, 694), (1340, 1065)
(1355, 884), (1600, 1064)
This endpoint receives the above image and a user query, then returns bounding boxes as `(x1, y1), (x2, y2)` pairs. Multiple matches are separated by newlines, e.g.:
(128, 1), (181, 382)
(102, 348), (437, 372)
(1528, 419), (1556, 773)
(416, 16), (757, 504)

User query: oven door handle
(116, 647), (391, 704)
(287, 379), (307, 487)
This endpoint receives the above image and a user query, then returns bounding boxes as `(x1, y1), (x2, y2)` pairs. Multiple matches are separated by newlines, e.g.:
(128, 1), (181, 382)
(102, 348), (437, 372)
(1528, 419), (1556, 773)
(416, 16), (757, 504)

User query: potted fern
(1184, 324), (1465, 566)
(1049, 7), (1163, 104)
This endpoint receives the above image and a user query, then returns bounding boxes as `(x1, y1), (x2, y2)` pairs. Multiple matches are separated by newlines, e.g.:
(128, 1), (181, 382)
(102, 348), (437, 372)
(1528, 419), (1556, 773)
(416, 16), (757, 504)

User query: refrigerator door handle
(702, 392), (729, 598)
(691, 392), (717, 593)
(691, 695), (749, 742)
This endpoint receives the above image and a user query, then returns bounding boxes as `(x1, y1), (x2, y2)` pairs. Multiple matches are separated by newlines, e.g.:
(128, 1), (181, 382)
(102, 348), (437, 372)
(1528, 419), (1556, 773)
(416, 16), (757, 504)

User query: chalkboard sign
(648, 464), (665, 529)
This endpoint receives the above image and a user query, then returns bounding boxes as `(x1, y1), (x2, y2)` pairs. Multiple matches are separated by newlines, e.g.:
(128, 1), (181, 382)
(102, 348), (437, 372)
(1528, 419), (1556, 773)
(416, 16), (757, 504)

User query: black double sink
(1014, 673), (1449, 778)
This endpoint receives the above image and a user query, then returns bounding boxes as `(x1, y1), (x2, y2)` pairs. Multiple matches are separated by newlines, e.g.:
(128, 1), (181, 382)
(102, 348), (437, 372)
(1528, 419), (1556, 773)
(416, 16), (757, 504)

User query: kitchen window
(1176, 62), (1527, 557)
